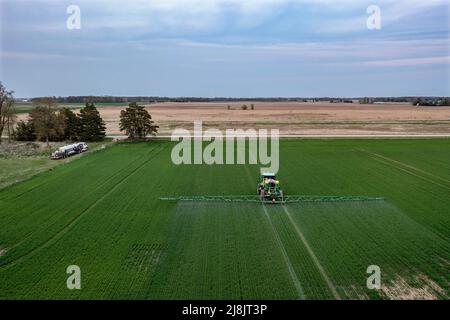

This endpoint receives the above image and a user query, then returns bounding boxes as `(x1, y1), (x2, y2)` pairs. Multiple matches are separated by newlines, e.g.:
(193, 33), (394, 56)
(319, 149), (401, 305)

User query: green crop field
(0, 139), (449, 299)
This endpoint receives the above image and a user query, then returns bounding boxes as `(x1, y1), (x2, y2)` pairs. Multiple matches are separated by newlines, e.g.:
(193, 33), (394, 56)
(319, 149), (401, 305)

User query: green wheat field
(0, 139), (449, 299)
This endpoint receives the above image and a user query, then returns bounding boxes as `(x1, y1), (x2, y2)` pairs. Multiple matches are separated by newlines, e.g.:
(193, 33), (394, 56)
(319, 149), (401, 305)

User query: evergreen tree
(120, 102), (158, 139)
(14, 121), (36, 141)
(79, 103), (106, 141)
(62, 108), (81, 141)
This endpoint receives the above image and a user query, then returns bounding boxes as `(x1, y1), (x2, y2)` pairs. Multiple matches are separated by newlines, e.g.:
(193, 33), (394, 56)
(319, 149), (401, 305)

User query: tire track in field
(369, 153), (450, 184)
(261, 205), (305, 299)
(243, 148), (337, 299)
(0, 147), (111, 201)
(0, 168), (64, 201)
(241, 164), (305, 299)
(4, 144), (162, 251)
(0, 144), (168, 270)
(371, 156), (450, 190)
(0, 170), (51, 201)
(356, 149), (450, 243)
(359, 149), (450, 190)
(282, 205), (341, 300)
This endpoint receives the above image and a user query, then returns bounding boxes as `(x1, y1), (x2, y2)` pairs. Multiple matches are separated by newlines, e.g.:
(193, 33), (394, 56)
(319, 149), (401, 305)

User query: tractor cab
(260, 173), (277, 188)
(257, 173), (284, 203)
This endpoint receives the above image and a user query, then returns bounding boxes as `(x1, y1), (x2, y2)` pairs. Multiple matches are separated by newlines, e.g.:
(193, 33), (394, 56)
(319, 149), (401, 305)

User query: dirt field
(17, 101), (450, 136)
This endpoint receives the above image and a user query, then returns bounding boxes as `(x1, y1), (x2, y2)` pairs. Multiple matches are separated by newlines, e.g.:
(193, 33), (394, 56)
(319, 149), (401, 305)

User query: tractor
(257, 173), (284, 203)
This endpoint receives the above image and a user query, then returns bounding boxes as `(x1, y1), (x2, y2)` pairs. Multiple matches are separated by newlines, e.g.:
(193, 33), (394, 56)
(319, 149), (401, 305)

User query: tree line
(1, 82), (158, 145)
(33, 95), (450, 104)
(412, 97), (450, 107)
(14, 98), (106, 145)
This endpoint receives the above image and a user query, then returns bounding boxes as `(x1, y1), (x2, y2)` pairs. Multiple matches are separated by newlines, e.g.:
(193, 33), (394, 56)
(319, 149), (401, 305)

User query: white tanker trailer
(51, 142), (88, 160)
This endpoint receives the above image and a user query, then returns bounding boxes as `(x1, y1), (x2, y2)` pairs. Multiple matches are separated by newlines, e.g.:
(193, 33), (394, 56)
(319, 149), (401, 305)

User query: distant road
(3, 134), (450, 142)
(106, 134), (450, 139)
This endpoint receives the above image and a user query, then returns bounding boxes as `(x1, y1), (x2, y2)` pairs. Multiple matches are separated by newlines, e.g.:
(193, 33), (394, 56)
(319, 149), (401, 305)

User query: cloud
(177, 38), (449, 62)
(109, 0), (446, 22)
(0, 50), (107, 62)
(359, 56), (450, 67)
(9, 0), (446, 34)
(313, 0), (450, 32)
(2, 0), (449, 97)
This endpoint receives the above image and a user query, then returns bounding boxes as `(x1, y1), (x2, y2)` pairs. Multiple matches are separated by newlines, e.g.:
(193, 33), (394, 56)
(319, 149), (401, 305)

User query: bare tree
(0, 82), (16, 144)
(30, 97), (64, 147)
(6, 112), (17, 143)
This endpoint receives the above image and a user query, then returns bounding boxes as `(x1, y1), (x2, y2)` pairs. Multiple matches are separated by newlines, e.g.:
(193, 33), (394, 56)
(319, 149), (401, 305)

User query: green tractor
(257, 173), (285, 204)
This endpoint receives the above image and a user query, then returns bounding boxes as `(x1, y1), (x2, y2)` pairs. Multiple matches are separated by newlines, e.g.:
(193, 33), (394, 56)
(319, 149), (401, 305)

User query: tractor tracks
(371, 153), (449, 184)
(242, 164), (306, 299)
(282, 205), (341, 300)
(261, 205), (305, 299)
(0, 144), (168, 271)
(359, 149), (450, 190)
(5, 145), (162, 252)
(242, 157), (339, 299)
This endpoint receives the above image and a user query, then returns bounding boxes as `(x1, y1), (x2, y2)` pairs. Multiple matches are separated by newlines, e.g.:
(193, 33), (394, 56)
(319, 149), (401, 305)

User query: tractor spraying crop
(257, 173), (284, 203)
(161, 172), (383, 205)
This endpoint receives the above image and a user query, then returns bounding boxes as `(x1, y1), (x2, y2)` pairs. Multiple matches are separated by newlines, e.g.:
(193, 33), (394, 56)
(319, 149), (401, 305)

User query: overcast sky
(1, 0), (449, 97)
